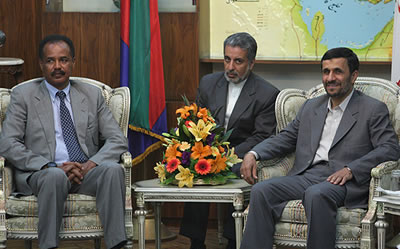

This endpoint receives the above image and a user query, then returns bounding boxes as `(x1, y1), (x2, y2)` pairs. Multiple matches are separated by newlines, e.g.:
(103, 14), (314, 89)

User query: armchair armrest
(256, 153), (295, 182)
(360, 160), (399, 245)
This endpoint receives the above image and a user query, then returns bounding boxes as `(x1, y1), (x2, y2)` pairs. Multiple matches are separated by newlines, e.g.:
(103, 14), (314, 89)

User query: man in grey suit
(0, 34), (127, 249)
(240, 47), (400, 249)
(180, 32), (280, 249)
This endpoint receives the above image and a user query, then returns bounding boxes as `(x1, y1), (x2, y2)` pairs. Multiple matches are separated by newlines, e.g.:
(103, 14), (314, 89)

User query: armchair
(244, 77), (400, 249)
(0, 77), (134, 249)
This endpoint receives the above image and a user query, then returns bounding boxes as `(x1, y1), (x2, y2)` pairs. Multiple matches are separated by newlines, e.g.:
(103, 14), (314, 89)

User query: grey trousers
(28, 163), (126, 249)
(240, 163), (346, 249)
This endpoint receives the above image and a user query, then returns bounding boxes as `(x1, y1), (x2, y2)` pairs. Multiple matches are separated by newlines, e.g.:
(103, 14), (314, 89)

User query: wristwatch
(47, 162), (57, 167)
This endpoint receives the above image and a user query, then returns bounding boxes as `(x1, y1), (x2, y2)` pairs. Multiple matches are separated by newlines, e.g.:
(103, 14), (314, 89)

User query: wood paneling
(0, 0), (43, 88)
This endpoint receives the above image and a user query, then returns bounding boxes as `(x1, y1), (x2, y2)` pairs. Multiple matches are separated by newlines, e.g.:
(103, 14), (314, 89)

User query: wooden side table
(132, 178), (251, 249)
(374, 195), (400, 249)
(0, 57), (24, 84)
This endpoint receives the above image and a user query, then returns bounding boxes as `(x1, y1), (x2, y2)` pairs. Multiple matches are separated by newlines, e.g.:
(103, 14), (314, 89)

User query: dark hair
(321, 47), (359, 73)
(223, 32), (257, 62)
(39, 34), (75, 60)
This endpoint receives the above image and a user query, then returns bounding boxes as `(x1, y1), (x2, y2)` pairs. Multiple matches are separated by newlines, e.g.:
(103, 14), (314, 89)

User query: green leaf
(181, 95), (191, 106)
(221, 129), (233, 142)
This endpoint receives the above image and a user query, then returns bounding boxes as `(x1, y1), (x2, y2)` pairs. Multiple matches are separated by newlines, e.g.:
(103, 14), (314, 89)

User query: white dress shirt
(225, 79), (246, 130)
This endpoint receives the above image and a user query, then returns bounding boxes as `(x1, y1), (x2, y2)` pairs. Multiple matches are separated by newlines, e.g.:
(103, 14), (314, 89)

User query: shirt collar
(327, 89), (354, 112)
(45, 80), (71, 101)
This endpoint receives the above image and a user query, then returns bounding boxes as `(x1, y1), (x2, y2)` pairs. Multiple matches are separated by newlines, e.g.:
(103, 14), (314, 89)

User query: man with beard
(239, 47), (400, 249)
(180, 32), (279, 249)
(0, 34), (127, 249)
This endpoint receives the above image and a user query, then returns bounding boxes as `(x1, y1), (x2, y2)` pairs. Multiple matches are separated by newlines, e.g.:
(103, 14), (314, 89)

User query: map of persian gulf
(206, 0), (394, 61)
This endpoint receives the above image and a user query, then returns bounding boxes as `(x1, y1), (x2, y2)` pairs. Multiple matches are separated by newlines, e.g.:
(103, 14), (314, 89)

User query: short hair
(39, 34), (75, 60)
(321, 47), (359, 74)
(223, 32), (257, 62)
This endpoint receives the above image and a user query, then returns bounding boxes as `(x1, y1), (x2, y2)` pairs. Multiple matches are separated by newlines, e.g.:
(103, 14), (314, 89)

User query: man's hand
(79, 160), (97, 176)
(327, 167), (353, 185)
(240, 153), (258, 184)
(60, 162), (83, 184)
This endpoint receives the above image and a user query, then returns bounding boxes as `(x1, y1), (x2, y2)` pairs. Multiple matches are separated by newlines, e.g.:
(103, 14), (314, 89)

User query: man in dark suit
(180, 32), (280, 249)
(0, 35), (127, 249)
(240, 47), (400, 249)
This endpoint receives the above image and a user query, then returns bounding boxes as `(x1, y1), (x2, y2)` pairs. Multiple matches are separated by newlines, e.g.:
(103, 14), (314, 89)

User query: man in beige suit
(0, 34), (127, 249)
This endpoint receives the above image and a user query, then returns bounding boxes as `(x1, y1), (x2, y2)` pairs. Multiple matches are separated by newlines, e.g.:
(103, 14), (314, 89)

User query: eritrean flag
(120, 0), (167, 166)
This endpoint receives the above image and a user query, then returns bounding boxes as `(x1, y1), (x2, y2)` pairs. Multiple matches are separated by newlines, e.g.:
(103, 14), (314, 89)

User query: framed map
(199, 0), (395, 61)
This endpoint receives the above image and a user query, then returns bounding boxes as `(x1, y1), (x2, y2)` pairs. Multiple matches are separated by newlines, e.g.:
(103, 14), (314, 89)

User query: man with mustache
(0, 34), (127, 249)
(180, 32), (280, 249)
(239, 47), (400, 249)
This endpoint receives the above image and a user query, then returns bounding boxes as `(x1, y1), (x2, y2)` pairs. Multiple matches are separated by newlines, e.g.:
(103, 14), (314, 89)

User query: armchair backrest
(0, 77), (130, 136)
(275, 77), (400, 139)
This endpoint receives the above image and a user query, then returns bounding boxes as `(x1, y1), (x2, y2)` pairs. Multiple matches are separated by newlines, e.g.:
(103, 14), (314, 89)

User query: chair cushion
(6, 214), (103, 233)
(280, 200), (366, 226)
(274, 222), (361, 243)
(6, 194), (97, 217)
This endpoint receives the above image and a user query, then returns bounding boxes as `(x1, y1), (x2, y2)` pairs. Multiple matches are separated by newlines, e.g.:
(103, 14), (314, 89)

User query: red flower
(195, 159), (211, 175)
(166, 158), (181, 173)
(185, 120), (192, 128)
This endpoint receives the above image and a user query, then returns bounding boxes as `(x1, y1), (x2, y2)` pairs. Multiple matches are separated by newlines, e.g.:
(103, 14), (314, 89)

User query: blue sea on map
(299, 0), (394, 49)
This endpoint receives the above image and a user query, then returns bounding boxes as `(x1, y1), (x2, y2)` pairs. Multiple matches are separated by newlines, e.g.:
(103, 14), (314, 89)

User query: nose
(326, 71), (336, 82)
(226, 60), (235, 71)
(54, 59), (61, 69)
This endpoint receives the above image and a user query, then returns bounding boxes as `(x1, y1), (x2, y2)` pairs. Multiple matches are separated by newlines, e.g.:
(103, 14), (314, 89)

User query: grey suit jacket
(196, 71), (280, 158)
(0, 79), (128, 195)
(252, 90), (400, 208)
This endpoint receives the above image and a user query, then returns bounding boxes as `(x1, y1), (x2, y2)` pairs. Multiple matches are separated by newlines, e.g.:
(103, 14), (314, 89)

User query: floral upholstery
(244, 77), (400, 249)
(0, 77), (134, 249)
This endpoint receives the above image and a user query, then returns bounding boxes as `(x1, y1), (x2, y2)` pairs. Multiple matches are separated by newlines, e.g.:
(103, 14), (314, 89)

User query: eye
(234, 59), (243, 65)
(60, 57), (70, 63)
(224, 56), (231, 63)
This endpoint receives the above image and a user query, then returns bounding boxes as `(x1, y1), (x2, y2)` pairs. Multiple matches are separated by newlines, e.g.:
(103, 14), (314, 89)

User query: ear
(351, 70), (359, 84)
(249, 59), (255, 70)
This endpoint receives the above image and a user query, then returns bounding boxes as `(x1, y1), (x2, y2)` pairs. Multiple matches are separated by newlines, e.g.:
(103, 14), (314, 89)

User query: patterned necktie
(56, 91), (88, 163)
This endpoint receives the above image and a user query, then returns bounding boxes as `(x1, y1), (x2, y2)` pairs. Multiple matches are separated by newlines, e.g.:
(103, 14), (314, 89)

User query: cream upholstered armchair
(244, 77), (400, 249)
(0, 77), (134, 248)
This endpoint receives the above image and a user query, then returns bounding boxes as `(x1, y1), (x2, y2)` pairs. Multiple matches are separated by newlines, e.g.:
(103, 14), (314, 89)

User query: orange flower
(189, 103), (198, 115)
(218, 146), (225, 154)
(197, 107), (209, 122)
(165, 144), (182, 161)
(195, 159), (211, 175)
(176, 106), (191, 119)
(166, 158), (181, 173)
(210, 153), (227, 174)
(191, 142), (212, 159)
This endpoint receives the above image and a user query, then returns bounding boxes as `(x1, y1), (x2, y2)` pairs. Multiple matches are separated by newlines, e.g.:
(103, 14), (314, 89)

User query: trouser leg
(28, 168), (70, 249)
(180, 202), (210, 242)
(303, 181), (346, 249)
(240, 175), (313, 249)
(77, 163), (127, 249)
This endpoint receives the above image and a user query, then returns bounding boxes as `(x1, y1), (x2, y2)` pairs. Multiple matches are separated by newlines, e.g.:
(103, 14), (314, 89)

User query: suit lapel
(330, 93), (358, 149)
(310, 98), (329, 154)
(69, 83), (88, 153)
(215, 77), (228, 127)
(34, 82), (56, 159)
(227, 73), (256, 130)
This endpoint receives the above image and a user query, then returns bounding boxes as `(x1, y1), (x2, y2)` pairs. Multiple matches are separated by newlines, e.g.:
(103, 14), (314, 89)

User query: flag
(392, 0), (400, 86)
(120, 0), (167, 166)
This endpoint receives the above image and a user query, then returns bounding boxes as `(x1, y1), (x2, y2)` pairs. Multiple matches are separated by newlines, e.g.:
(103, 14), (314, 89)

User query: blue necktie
(56, 91), (88, 163)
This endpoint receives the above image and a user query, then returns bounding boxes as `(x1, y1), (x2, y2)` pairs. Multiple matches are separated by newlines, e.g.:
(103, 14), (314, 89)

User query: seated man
(240, 47), (400, 249)
(0, 34), (128, 249)
(180, 32), (280, 249)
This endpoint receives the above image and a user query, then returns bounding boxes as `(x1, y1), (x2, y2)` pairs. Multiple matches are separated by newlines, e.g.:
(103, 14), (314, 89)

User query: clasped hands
(59, 160), (96, 184)
(240, 153), (353, 185)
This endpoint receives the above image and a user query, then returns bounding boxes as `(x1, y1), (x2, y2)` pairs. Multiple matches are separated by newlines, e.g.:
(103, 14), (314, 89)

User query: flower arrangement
(154, 97), (241, 188)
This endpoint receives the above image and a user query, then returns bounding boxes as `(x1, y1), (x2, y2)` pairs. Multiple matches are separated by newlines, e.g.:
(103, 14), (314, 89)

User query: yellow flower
(188, 119), (214, 142)
(179, 141), (191, 151)
(175, 165), (194, 188)
(154, 162), (166, 183)
(225, 147), (242, 166)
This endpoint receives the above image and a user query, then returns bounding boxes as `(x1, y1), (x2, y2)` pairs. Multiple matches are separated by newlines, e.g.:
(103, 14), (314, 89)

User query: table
(374, 195), (400, 249)
(0, 57), (24, 84)
(132, 178), (252, 249)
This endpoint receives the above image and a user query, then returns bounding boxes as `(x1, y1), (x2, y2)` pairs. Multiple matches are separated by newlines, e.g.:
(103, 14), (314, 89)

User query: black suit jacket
(196, 71), (279, 159)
